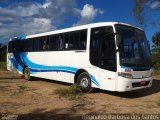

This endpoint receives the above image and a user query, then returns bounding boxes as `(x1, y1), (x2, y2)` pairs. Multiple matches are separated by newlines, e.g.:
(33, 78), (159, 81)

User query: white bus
(7, 22), (152, 92)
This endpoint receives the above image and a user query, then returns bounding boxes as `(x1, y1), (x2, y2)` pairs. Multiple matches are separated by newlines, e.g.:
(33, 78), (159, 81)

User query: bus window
(79, 30), (87, 50)
(55, 35), (64, 50)
(68, 32), (79, 50)
(9, 40), (21, 52)
(34, 37), (47, 51)
(22, 39), (33, 52)
(64, 30), (87, 50)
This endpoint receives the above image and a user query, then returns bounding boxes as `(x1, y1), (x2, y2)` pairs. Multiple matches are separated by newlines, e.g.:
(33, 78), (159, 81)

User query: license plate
(141, 81), (146, 85)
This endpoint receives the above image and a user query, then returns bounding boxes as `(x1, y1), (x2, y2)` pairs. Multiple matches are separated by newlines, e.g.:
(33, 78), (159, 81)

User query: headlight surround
(118, 72), (133, 79)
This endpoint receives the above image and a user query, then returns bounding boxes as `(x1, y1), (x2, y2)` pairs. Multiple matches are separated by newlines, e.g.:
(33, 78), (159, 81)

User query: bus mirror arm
(116, 49), (120, 52)
(115, 33), (122, 47)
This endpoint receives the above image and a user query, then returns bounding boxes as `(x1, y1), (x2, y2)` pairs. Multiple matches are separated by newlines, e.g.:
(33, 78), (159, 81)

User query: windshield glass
(115, 25), (151, 67)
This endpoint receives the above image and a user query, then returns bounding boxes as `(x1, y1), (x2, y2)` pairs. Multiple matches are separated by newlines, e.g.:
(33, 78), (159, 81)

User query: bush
(153, 70), (160, 75)
(19, 84), (28, 91)
(54, 84), (82, 100)
(153, 62), (160, 71)
(0, 61), (6, 70)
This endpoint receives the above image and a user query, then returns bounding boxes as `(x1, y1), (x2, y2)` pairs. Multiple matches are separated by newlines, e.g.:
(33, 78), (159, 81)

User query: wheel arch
(23, 65), (28, 74)
(74, 69), (88, 84)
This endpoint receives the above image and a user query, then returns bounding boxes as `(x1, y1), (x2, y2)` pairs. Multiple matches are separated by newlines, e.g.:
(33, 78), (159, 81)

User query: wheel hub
(81, 78), (89, 88)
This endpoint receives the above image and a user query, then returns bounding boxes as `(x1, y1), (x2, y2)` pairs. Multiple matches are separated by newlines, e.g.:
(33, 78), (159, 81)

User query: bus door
(99, 34), (117, 91)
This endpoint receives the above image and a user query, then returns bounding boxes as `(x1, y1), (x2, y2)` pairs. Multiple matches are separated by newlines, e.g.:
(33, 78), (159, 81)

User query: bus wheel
(24, 67), (31, 80)
(77, 72), (94, 93)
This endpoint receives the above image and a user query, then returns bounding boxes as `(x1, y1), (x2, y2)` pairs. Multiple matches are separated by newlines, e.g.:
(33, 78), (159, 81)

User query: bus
(7, 22), (152, 92)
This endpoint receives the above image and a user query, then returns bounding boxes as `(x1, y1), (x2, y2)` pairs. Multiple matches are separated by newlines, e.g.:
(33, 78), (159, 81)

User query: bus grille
(132, 81), (150, 88)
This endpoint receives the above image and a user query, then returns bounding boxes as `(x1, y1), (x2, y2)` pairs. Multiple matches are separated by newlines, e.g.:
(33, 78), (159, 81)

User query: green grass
(54, 84), (83, 100)
(156, 98), (160, 107)
(19, 84), (28, 91)
(0, 61), (6, 70)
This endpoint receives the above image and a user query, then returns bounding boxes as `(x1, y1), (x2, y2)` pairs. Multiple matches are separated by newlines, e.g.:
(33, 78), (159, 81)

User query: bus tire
(77, 72), (94, 93)
(24, 67), (31, 81)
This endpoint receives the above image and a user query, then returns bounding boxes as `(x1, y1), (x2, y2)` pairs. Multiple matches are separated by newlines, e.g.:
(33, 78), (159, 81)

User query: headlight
(118, 72), (133, 79)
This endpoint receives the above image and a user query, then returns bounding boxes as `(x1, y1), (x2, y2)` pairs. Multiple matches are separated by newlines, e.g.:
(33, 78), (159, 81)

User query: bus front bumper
(116, 77), (153, 92)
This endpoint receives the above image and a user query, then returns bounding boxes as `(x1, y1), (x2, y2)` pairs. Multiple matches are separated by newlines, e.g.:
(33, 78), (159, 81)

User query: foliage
(54, 84), (82, 100)
(132, 0), (146, 25)
(152, 32), (160, 71)
(0, 61), (6, 70)
(152, 50), (160, 70)
(132, 0), (160, 26)
(152, 32), (160, 47)
(19, 84), (28, 91)
(153, 70), (160, 75)
(0, 44), (7, 61)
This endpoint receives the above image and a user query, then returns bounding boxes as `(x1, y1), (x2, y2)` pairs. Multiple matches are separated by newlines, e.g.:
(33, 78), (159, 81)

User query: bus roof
(21, 22), (143, 39)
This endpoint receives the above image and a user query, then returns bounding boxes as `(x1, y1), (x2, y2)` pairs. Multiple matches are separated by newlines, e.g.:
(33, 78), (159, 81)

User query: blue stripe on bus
(10, 58), (23, 72)
(89, 75), (100, 86)
(10, 52), (100, 87)
(30, 68), (76, 74)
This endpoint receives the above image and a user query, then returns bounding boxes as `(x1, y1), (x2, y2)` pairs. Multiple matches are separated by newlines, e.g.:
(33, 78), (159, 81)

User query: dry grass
(54, 84), (83, 100)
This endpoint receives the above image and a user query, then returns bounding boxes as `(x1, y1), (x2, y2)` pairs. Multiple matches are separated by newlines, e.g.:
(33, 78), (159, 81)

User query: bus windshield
(115, 25), (151, 68)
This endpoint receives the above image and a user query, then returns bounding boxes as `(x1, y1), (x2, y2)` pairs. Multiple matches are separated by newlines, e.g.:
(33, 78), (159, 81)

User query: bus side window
(79, 30), (87, 50)
(68, 32), (79, 50)
(34, 37), (41, 51)
(33, 37), (47, 51)
(46, 35), (56, 51)
(22, 39), (33, 52)
(45, 36), (52, 51)
(64, 33), (69, 49)
(64, 30), (87, 50)
(40, 37), (47, 51)
(11, 40), (21, 52)
(55, 35), (64, 50)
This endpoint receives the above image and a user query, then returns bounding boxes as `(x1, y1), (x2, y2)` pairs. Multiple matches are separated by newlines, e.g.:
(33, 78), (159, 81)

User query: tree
(132, 0), (160, 27)
(132, 0), (146, 25)
(0, 44), (7, 61)
(152, 32), (160, 70)
(152, 32), (160, 47)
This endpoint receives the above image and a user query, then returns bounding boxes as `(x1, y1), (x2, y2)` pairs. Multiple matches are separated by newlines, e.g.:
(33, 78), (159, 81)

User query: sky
(0, 0), (160, 45)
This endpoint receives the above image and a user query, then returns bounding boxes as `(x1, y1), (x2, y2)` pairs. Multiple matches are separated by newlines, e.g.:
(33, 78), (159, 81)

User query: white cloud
(81, 4), (97, 18)
(42, 0), (52, 8)
(0, 22), (3, 26)
(0, 0), (104, 43)
(74, 4), (104, 26)
(150, 0), (160, 9)
(23, 18), (54, 35)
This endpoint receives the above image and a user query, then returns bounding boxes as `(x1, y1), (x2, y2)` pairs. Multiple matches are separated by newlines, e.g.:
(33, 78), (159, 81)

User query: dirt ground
(0, 70), (160, 120)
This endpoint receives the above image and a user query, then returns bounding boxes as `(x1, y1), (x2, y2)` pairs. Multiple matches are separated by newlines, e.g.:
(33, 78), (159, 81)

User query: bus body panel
(99, 69), (117, 91)
(7, 22), (153, 92)
(115, 67), (152, 91)
(116, 76), (152, 92)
